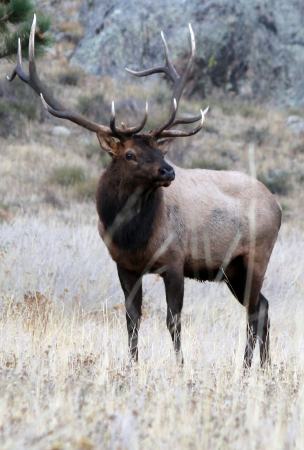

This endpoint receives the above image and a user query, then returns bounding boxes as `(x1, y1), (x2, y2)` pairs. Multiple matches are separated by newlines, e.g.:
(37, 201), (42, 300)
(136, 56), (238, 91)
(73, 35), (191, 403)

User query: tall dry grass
(0, 212), (303, 449)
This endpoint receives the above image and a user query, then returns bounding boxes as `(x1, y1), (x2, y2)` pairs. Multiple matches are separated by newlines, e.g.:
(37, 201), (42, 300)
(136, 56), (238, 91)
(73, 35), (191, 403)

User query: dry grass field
(0, 212), (303, 449)
(1, 5), (304, 447)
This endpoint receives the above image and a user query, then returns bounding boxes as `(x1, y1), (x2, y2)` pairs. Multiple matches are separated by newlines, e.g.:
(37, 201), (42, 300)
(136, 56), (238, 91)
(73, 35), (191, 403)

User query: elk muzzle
(158, 162), (175, 182)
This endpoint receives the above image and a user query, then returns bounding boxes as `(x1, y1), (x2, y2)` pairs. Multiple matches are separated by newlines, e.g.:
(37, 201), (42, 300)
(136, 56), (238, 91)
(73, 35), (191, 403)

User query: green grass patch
(220, 101), (264, 119)
(190, 157), (228, 171)
(287, 109), (304, 118)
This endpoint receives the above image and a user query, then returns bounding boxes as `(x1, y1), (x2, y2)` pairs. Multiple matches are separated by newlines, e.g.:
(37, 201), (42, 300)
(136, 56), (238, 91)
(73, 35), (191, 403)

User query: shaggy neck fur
(96, 164), (161, 252)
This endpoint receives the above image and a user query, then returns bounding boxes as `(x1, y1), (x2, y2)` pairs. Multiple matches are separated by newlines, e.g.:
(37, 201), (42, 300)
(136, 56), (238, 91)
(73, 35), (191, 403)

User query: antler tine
(168, 111), (202, 128)
(7, 16), (66, 111)
(125, 32), (179, 82)
(160, 31), (179, 82)
(158, 106), (209, 138)
(7, 38), (29, 84)
(27, 14), (65, 112)
(125, 33), (177, 82)
(110, 101), (120, 135)
(109, 101), (149, 138)
(176, 24), (196, 103)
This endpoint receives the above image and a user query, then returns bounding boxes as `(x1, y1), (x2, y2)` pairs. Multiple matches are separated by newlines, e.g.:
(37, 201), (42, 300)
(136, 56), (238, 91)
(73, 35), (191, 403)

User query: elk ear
(157, 138), (175, 155)
(97, 132), (118, 158)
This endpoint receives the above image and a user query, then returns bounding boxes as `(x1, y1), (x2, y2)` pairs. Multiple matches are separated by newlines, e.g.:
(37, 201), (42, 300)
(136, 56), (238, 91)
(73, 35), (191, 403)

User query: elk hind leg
(244, 292), (271, 369)
(163, 269), (184, 365)
(244, 309), (258, 369)
(225, 259), (269, 369)
(257, 293), (271, 368)
(244, 293), (271, 369)
(223, 263), (258, 368)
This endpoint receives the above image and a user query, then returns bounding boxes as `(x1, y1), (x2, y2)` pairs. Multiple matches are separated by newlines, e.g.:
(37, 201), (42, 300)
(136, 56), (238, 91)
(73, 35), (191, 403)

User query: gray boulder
(71, 0), (304, 107)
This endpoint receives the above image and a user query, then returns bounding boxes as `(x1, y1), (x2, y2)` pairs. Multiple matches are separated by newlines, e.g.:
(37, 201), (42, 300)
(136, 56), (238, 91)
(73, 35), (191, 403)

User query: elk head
(7, 16), (208, 193)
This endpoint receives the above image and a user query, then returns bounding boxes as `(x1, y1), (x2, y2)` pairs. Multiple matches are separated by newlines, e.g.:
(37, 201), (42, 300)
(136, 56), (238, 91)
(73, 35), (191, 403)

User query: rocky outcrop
(71, 0), (304, 107)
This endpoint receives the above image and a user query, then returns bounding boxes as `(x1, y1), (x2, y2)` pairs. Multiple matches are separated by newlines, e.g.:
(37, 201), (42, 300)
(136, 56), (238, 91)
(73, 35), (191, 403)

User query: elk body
(9, 17), (282, 368)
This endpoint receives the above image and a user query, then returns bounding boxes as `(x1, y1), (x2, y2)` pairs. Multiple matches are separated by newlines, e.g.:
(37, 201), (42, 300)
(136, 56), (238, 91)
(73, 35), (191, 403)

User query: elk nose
(158, 164), (175, 181)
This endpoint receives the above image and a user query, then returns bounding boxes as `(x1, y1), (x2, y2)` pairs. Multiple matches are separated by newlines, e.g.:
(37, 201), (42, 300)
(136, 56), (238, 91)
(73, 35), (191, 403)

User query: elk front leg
(163, 268), (184, 365)
(117, 266), (142, 362)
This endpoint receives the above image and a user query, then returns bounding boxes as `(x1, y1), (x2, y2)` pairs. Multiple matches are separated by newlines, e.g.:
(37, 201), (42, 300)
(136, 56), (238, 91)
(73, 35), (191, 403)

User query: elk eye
(126, 152), (135, 160)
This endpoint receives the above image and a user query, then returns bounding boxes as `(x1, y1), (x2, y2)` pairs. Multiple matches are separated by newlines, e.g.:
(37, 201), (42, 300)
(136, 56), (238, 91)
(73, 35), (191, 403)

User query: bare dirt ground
(1, 1), (304, 448)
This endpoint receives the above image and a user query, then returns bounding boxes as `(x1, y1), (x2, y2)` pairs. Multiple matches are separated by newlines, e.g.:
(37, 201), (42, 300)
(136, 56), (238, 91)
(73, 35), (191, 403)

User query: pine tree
(0, 0), (52, 60)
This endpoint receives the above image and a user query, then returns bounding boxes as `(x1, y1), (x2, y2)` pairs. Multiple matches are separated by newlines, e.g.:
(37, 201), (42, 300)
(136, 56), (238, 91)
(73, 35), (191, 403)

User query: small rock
(285, 115), (304, 137)
(51, 126), (71, 137)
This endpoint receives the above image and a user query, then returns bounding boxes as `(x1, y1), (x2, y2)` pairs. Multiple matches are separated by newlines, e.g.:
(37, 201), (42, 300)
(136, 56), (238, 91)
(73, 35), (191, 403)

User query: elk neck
(96, 162), (162, 252)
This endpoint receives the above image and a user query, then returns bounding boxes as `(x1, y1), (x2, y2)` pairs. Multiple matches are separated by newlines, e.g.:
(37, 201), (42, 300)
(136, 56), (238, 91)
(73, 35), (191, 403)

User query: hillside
(0, 1), (304, 224)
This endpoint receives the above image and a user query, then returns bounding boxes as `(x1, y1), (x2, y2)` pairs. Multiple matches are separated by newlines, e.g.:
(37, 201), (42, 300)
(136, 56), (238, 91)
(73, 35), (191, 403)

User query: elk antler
(126, 24), (208, 139)
(7, 15), (148, 140)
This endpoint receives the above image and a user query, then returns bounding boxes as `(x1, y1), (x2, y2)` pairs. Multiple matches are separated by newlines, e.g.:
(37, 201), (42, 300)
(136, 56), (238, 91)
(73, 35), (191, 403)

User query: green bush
(243, 126), (269, 146)
(258, 170), (291, 196)
(50, 166), (86, 186)
(7, 99), (37, 120)
(0, 2), (52, 60)
(75, 177), (99, 200)
(0, 79), (45, 136)
(77, 93), (108, 123)
(58, 70), (82, 86)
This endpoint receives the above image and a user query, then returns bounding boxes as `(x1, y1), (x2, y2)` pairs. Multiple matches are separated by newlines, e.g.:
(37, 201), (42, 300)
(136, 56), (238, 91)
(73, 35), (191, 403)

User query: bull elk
(8, 16), (281, 368)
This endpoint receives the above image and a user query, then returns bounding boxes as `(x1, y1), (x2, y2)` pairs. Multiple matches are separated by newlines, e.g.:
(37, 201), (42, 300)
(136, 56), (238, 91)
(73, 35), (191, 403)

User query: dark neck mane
(96, 173), (161, 252)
